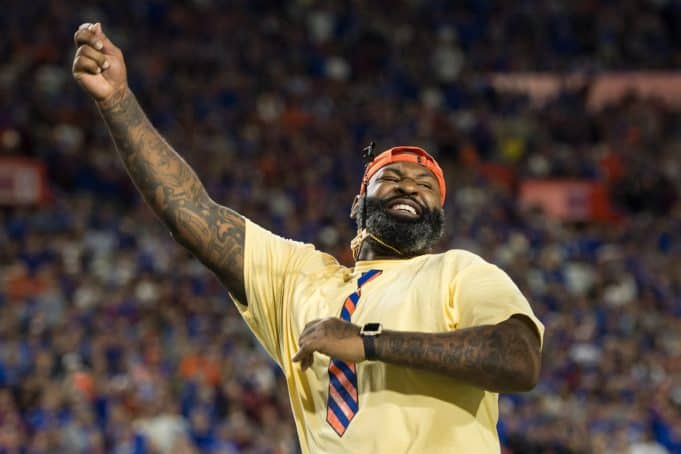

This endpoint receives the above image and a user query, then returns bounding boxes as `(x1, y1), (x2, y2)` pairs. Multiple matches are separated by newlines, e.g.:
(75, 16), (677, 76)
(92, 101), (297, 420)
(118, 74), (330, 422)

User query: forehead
(371, 161), (438, 180)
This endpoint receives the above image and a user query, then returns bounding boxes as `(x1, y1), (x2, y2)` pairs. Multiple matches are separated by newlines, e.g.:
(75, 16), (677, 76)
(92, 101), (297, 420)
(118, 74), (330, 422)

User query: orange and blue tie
(326, 269), (382, 436)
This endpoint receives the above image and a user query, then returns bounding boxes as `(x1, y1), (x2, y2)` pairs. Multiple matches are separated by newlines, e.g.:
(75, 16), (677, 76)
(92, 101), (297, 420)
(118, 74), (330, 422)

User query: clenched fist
(72, 22), (127, 102)
(293, 317), (366, 371)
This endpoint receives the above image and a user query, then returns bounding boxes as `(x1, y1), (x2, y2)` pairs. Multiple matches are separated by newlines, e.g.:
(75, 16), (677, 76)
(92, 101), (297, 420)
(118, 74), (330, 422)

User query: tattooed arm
(293, 315), (541, 393)
(72, 23), (245, 302)
(98, 90), (246, 301)
(373, 315), (541, 393)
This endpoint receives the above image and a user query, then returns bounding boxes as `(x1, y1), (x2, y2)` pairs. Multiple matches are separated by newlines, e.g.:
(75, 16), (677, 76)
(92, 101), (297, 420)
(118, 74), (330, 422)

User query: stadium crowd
(1, 1), (680, 452)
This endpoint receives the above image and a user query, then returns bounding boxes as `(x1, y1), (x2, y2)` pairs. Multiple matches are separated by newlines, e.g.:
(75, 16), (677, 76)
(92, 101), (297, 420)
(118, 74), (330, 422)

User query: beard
(355, 196), (445, 257)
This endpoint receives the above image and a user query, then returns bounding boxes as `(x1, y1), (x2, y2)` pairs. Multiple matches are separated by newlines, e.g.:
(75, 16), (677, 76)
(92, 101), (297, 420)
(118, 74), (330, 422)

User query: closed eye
(419, 182), (433, 189)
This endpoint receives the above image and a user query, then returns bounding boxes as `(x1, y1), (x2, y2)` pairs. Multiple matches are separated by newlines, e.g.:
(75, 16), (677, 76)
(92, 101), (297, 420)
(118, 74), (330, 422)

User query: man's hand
(72, 22), (127, 102)
(293, 318), (365, 370)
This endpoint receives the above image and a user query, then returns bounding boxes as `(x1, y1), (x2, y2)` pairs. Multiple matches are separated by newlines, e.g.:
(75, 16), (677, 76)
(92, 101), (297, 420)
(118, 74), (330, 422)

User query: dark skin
(72, 23), (541, 394)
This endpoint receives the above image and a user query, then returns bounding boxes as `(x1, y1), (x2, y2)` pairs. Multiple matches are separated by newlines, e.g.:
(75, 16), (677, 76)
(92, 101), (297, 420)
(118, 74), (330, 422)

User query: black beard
(355, 196), (445, 257)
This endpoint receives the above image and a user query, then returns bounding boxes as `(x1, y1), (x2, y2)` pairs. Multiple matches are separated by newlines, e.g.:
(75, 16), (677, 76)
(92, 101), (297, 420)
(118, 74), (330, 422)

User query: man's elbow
(510, 351), (541, 392)
(505, 315), (542, 392)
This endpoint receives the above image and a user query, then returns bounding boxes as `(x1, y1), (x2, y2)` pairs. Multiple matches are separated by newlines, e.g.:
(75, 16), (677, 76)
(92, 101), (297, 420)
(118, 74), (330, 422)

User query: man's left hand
(293, 317), (365, 370)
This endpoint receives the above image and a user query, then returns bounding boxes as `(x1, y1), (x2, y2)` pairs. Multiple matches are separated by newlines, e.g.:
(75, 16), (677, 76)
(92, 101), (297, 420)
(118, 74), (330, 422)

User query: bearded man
(72, 22), (544, 454)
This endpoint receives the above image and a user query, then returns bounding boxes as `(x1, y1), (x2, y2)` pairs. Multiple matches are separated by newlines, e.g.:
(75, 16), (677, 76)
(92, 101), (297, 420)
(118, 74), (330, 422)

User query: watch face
(361, 323), (382, 336)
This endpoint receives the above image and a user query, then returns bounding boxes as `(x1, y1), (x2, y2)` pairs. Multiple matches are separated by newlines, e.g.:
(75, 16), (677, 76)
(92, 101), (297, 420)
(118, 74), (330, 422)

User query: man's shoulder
(245, 218), (320, 256)
(427, 248), (489, 268)
(244, 218), (342, 269)
(404, 248), (490, 280)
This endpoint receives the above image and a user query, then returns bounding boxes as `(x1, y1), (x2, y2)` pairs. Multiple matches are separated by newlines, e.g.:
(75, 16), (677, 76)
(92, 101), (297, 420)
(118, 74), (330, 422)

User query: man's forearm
(98, 88), (210, 223)
(97, 88), (246, 300)
(373, 316), (541, 393)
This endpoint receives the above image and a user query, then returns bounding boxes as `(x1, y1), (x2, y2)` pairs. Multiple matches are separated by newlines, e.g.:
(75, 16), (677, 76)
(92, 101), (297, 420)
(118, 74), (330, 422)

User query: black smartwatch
(360, 322), (383, 361)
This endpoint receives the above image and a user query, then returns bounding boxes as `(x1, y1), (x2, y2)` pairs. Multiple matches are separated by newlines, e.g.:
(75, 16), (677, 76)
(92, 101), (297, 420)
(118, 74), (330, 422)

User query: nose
(395, 177), (419, 195)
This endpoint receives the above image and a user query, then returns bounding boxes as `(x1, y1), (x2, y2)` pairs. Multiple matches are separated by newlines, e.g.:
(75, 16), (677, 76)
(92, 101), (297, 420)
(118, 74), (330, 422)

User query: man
(72, 23), (544, 453)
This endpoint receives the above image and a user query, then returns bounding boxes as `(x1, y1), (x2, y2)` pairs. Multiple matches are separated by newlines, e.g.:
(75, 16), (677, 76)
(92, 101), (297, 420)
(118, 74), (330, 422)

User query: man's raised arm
(72, 23), (246, 302)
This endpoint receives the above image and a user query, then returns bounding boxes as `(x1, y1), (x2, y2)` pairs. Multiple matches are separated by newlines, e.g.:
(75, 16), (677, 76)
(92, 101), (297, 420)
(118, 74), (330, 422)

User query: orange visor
(359, 146), (446, 206)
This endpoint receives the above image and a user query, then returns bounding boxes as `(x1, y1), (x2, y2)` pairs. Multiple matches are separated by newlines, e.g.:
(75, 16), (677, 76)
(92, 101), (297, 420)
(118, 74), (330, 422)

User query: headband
(359, 146), (446, 206)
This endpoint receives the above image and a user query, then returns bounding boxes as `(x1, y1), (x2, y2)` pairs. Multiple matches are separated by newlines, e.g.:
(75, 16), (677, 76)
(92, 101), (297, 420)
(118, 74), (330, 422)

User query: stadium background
(1, 1), (680, 452)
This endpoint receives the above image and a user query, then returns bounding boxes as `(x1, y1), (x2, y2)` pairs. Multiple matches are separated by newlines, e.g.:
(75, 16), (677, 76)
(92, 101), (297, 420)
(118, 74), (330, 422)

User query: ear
(350, 195), (361, 219)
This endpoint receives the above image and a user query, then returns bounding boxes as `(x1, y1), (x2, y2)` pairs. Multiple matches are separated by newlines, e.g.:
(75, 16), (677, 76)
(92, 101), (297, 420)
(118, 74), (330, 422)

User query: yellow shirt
(233, 219), (544, 454)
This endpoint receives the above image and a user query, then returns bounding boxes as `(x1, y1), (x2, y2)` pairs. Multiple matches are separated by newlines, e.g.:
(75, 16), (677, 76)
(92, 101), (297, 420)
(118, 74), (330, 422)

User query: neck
(352, 228), (403, 262)
(355, 235), (428, 262)
(356, 241), (402, 261)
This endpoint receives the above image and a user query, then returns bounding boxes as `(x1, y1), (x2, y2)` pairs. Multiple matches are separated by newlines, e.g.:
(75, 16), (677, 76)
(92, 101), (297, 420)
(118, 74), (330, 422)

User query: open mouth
(386, 199), (422, 219)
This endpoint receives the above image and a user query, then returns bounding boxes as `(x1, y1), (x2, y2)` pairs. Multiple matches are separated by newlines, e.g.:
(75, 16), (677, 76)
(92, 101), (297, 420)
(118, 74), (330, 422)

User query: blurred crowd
(1, 0), (680, 453)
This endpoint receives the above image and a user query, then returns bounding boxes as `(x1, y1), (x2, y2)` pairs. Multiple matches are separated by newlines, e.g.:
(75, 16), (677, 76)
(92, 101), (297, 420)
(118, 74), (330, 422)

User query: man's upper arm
(449, 264), (544, 387)
(170, 198), (246, 303)
(451, 262), (545, 348)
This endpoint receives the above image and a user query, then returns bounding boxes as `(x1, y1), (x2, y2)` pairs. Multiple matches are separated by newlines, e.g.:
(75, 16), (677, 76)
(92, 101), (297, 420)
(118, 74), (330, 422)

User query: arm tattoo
(373, 315), (541, 393)
(98, 89), (246, 302)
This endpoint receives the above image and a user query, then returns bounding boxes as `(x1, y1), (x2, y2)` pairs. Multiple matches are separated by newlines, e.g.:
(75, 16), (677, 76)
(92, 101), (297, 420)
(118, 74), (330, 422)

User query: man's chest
(288, 268), (450, 336)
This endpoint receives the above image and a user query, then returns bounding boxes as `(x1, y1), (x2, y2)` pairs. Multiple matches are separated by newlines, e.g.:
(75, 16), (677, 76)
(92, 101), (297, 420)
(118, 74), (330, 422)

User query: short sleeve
(449, 262), (544, 348)
(231, 219), (319, 366)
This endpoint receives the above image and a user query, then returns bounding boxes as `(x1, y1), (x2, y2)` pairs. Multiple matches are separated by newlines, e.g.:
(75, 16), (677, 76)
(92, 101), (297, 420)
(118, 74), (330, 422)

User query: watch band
(362, 334), (378, 361)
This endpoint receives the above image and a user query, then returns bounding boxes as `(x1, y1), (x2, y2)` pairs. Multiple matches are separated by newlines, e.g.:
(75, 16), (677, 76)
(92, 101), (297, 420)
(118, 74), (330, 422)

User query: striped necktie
(326, 269), (382, 437)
